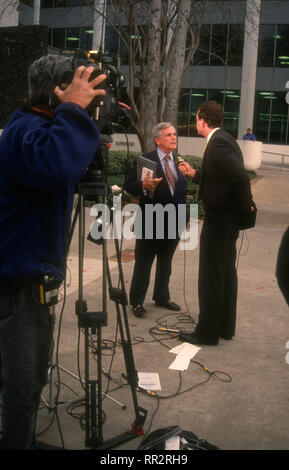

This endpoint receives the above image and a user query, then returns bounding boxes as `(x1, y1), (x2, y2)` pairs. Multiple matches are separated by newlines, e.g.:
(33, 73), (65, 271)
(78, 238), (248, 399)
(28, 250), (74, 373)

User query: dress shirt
(157, 148), (178, 195)
(207, 127), (220, 143)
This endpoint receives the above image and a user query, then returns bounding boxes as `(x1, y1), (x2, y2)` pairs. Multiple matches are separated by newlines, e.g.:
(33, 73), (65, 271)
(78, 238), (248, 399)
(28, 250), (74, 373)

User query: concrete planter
(237, 140), (262, 171)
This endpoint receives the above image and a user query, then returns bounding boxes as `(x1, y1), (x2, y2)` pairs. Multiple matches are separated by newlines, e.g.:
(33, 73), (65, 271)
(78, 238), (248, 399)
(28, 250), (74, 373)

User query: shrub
(101, 151), (256, 220)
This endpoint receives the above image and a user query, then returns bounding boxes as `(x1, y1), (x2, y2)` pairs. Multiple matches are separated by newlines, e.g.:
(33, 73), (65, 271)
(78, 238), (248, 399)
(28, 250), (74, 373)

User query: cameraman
(0, 54), (106, 449)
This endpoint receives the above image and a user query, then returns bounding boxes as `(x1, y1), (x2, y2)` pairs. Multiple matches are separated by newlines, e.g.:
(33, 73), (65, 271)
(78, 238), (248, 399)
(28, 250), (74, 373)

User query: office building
(5, 0), (289, 144)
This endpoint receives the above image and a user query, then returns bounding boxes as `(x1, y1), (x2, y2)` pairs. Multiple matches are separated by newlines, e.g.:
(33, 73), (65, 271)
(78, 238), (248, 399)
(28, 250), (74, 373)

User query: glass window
(52, 28), (65, 49)
(208, 89), (224, 105)
(54, 0), (67, 6)
(258, 24), (276, 66)
(193, 24), (210, 66)
(178, 89), (191, 137)
(105, 25), (128, 65)
(190, 90), (207, 136)
(268, 92), (289, 143)
(66, 27), (80, 49)
(192, 23), (244, 67)
(223, 90), (240, 138)
(80, 27), (93, 51)
(227, 24), (244, 66)
(67, 0), (82, 5)
(41, 0), (53, 7)
(177, 88), (241, 138)
(210, 24), (228, 65)
(177, 89), (208, 137)
(258, 24), (289, 68)
(207, 89), (240, 137)
(253, 91), (275, 143)
(275, 24), (289, 68)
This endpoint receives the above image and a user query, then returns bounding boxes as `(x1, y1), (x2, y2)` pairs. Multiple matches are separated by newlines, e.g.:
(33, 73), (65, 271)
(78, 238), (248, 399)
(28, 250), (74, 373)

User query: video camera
(54, 49), (126, 133)
(54, 49), (129, 182)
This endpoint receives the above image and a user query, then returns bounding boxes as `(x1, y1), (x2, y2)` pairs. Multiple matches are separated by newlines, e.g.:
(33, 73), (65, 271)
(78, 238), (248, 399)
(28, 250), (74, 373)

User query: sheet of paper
(169, 342), (201, 358)
(138, 372), (162, 391)
(165, 436), (180, 450)
(168, 342), (201, 371)
(169, 355), (191, 371)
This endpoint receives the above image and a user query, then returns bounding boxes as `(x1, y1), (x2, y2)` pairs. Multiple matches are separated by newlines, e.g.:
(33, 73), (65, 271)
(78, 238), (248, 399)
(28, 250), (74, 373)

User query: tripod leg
(105, 237), (147, 437)
(73, 184), (147, 450)
(75, 190), (110, 449)
(41, 307), (56, 411)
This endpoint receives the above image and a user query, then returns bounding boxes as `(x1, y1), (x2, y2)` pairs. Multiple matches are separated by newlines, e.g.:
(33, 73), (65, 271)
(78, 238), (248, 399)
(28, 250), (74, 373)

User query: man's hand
(142, 172), (162, 191)
(54, 66), (106, 110)
(178, 161), (196, 178)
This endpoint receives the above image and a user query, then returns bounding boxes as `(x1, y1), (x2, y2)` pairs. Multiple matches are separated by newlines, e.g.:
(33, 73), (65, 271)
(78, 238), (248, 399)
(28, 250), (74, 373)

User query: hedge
(98, 150), (256, 219)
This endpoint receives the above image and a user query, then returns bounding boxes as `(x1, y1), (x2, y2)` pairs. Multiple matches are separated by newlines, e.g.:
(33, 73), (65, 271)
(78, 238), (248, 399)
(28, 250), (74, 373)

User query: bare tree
(0, 0), (20, 26)
(86, 0), (260, 152)
(84, 0), (205, 150)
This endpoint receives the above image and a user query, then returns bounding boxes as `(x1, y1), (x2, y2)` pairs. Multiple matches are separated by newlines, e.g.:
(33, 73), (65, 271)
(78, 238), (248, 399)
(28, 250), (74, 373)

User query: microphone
(174, 154), (190, 177)
(174, 154), (185, 166)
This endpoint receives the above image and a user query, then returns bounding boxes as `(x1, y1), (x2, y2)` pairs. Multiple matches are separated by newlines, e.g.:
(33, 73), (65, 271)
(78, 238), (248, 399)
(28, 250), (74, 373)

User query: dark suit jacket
(193, 128), (254, 229)
(276, 226), (289, 306)
(124, 149), (187, 238)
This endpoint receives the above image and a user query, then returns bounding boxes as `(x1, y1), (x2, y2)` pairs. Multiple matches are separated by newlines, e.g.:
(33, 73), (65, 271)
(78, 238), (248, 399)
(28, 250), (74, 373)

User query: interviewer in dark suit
(178, 101), (255, 345)
(125, 122), (187, 317)
(276, 226), (289, 307)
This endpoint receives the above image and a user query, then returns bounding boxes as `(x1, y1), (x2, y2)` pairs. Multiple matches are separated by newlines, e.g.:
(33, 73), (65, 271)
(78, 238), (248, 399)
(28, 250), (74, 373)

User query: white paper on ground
(168, 355), (191, 371)
(137, 372), (162, 391)
(169, 342), (201, 357)
(168, 342), (201, 371)
(165, 435), (180, 450)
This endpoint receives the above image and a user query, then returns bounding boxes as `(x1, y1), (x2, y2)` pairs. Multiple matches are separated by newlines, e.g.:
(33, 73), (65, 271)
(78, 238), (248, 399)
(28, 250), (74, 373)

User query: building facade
(10, 0), (289, 144)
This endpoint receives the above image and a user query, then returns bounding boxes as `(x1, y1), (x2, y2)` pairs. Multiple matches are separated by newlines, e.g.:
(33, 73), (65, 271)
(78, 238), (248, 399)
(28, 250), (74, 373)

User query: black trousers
(194, 218), (239, 344)
(0, 281), (53, 449)
(129, 238), (179, 307)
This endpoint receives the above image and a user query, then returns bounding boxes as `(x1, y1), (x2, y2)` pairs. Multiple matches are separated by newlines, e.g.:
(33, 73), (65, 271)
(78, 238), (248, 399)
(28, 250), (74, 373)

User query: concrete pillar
(33, 0), (41, 25)
(238, 0), (261, 139)
(92, 0), (106, 53)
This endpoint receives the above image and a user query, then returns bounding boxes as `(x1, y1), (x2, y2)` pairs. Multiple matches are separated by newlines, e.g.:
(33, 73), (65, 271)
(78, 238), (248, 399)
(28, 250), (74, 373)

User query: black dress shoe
(132, 305), (146, 318)
(178, 331), (218, 346)
(155, 300), (181, 311)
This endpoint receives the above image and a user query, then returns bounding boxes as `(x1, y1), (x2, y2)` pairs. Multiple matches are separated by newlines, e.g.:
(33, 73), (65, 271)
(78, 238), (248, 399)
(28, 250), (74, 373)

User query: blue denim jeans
(0, 280), (54, 449)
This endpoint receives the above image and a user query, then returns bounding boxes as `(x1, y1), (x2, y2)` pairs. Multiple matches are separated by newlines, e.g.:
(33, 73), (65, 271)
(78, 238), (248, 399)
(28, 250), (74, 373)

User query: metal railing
(262, 151), (289, 171)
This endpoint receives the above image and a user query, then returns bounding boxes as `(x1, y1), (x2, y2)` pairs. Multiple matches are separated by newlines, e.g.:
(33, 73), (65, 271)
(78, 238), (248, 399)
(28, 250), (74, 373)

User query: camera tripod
(41, 308), (126, 413)
(69, 179), (147, 450)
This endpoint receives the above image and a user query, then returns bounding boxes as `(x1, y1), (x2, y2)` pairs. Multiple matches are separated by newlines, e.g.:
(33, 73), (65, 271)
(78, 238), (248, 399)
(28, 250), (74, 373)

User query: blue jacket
(0, 103), (100, 280)
(242, 133), (256, 141)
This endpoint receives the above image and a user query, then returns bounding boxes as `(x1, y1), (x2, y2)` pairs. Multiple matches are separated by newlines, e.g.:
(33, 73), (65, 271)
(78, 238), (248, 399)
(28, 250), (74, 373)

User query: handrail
(262, 151), (289, 171)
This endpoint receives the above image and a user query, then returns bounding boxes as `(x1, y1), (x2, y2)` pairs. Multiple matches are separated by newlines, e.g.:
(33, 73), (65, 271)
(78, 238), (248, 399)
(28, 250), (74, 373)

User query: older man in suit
(125, 122), (187, 318)
(178, 101), (255, 345)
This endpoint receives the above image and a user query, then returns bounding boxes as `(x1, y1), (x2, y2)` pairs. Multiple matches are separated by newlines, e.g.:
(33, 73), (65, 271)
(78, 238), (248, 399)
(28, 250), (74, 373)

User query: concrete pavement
(35, 164), (289, 451)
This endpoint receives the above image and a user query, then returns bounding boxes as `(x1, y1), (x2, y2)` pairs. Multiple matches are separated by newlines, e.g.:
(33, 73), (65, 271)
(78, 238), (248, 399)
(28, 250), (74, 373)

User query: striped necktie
(164, 154), (176, 193)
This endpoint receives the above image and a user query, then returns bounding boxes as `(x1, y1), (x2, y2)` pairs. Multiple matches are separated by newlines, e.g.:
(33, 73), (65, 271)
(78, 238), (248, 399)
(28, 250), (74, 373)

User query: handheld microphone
(174, 154), (185, 165)
(174, 154), (190, 178)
